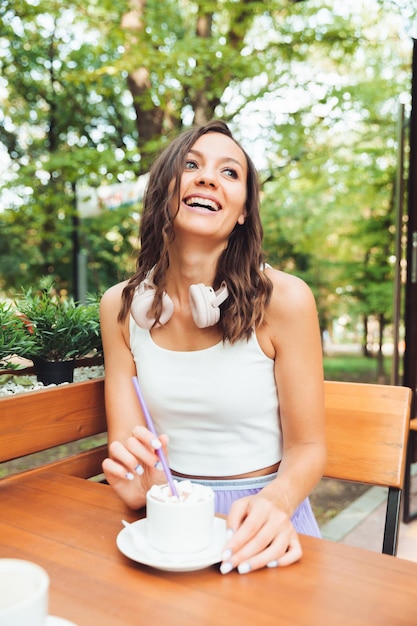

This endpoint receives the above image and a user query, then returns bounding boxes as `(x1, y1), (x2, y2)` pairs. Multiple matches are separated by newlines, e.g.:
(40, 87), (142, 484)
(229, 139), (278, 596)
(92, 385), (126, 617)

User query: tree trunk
(122, 0), (173, 173)
(376, 313), (386, 383)
(362, 315), (371, 357)
(121, 0), (251, 167)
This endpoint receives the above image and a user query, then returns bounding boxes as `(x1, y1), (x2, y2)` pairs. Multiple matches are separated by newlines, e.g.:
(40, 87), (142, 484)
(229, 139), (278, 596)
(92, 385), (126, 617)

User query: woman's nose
(196, 169), (217, 187)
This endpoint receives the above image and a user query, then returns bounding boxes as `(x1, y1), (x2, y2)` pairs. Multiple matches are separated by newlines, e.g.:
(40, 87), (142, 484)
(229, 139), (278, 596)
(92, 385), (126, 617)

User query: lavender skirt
(184, 473), (321, 538)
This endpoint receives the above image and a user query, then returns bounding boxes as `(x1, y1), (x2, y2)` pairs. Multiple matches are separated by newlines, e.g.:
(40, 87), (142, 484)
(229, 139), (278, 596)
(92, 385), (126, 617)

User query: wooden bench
(0, 378), (107, 482)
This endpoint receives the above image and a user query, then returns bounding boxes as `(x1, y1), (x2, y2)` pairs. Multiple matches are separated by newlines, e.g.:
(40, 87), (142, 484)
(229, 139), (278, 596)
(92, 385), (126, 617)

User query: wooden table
(1, 472), (416, 626)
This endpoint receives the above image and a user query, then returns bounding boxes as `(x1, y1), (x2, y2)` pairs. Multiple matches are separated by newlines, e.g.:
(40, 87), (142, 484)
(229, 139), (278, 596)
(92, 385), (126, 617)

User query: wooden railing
(0, 377), (107, 482)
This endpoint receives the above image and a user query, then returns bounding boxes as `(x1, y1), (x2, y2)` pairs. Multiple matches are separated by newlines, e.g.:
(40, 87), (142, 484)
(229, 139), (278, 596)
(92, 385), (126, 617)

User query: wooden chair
(323, 380), (412, 556)
(0, 378), (107, 482)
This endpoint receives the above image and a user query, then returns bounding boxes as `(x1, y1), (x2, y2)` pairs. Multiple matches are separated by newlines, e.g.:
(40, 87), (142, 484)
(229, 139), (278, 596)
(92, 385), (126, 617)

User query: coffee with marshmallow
(146, 481), (215, 553)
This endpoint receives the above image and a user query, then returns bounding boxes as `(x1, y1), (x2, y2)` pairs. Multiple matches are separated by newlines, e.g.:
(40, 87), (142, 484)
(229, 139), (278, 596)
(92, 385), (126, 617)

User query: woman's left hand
(220, 493), (302, 574)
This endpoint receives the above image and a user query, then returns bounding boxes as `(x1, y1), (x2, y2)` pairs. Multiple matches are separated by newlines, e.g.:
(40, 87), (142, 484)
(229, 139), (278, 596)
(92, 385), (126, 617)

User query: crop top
(129, 318), (282, 476)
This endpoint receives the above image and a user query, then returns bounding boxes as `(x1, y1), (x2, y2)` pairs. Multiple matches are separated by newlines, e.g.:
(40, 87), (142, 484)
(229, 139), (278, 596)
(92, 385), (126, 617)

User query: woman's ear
(237, 213), (246, 225)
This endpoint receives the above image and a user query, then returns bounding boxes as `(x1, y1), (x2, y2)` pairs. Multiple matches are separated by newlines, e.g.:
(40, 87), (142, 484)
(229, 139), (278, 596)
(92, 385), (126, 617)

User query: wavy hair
(119, 119), (272, 343)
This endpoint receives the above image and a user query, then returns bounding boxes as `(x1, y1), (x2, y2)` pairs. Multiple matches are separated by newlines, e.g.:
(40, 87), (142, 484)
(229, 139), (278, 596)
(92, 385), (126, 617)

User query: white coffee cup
(0, 559), (49, 626)
(146, 481), (215, 553)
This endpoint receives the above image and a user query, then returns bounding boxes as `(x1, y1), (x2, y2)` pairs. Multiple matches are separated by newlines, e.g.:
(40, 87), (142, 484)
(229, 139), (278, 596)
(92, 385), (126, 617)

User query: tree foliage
(0, 0), (415, 359)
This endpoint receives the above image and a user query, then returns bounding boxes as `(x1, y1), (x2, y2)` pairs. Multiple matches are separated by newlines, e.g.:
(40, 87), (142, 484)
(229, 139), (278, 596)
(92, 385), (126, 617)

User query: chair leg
(403, 431), (417, 523)
(383, 488), (401, 556)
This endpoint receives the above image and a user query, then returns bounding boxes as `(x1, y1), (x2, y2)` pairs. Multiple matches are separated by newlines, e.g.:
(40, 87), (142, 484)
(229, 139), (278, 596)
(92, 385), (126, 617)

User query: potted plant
(15, 278), (102, 385)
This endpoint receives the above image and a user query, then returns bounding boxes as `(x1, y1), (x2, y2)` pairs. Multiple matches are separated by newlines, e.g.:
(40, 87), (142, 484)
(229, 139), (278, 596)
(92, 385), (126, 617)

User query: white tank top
(129, 318), (282, 476)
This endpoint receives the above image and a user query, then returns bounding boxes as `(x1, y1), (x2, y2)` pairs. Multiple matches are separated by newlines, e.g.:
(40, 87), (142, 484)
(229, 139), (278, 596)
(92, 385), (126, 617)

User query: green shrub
(16, 278), (102, 362)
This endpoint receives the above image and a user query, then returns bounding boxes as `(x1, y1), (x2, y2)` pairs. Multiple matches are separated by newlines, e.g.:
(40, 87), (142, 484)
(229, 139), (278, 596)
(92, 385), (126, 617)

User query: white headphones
(131, 269), (229, 329)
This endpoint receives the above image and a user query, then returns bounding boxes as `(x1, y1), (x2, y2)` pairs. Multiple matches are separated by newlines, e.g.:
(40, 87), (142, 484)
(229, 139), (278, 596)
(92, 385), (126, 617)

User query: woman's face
(171, 132), (248, 242)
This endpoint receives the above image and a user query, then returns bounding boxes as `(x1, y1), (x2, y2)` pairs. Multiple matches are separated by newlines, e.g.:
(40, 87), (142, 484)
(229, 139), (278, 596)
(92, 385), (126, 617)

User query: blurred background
(1, 0), (416, 385)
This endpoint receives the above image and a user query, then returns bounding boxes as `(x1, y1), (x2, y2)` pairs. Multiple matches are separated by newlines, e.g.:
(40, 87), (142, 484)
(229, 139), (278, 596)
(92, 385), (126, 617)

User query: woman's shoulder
(265, 265), (311, 293)
(100, 280), (129, 311)
(265, 266), (317, 314)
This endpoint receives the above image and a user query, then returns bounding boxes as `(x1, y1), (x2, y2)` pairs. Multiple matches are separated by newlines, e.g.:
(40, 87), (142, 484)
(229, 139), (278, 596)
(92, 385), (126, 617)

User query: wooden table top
(1, 472), (416, 626)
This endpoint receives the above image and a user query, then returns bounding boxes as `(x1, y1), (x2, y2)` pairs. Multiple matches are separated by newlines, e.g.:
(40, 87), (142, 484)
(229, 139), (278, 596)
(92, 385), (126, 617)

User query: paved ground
(319, 469), (417, 562)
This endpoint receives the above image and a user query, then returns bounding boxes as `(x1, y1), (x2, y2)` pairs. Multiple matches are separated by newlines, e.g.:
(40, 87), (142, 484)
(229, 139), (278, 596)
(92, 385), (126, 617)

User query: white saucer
(116, 517), (226, 572)
(47, 617), (78, 626)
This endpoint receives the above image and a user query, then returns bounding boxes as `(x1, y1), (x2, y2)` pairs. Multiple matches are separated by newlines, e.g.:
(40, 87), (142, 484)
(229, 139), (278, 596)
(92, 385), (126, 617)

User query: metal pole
(391, 102), (406, 385)
(77, 249), (88, 304)
(403, 38), (417, 404)
(72, 182), (80, 301)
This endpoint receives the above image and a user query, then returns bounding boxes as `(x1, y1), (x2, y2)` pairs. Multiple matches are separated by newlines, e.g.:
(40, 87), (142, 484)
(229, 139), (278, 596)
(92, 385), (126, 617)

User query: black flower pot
(34, 360), (75, 386)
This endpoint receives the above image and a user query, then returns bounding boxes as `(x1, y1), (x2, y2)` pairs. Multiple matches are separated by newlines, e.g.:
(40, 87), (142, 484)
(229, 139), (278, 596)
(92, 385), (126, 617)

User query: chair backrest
(0, 378), (107, 481)
(323, 380), (412, 555)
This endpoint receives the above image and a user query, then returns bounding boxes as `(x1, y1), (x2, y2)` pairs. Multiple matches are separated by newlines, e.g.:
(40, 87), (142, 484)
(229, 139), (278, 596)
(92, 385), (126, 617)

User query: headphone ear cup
(131, 285), (174, 329)
(189, 284), (223, 329)
(158, 293), (175, 326)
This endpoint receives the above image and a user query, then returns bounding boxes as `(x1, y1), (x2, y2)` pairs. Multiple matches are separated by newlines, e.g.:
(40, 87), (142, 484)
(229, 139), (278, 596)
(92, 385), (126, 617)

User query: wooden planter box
(0, 377), (107, 481)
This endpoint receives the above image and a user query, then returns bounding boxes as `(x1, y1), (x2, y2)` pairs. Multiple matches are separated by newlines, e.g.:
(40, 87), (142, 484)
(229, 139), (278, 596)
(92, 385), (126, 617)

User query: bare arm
(222, 269), (326, 572)
(100, 283), (167, 509)
(264, 269), (326, 516)
(100, 282), (139, 443)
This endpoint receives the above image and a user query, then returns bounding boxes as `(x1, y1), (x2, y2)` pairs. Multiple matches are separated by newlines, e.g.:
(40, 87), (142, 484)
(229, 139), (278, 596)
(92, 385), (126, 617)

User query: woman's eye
(184, 160), (198, 170)
(223, 167), (238, 179)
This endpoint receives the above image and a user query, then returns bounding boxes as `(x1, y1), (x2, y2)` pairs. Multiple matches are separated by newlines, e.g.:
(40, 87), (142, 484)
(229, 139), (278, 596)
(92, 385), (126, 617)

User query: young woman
(101, 119), (326, 574)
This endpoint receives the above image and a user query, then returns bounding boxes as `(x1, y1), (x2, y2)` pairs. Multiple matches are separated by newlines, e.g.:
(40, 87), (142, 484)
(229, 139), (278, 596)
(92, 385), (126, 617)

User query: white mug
(146, 482), (215, 553)
(0, 559), (49, 626)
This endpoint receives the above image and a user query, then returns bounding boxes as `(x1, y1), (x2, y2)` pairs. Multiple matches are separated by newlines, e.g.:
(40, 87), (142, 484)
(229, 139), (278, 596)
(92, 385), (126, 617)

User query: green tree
(259, 0), (412, 373)
(0, 0), (138, 294)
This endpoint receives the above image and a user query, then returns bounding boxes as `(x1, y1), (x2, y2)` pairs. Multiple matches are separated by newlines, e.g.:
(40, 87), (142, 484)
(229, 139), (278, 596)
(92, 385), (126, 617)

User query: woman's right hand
(102, 426), (169, 510)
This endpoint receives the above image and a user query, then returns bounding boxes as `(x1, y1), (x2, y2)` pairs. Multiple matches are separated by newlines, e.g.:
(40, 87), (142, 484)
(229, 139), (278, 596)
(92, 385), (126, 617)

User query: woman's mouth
(184, 196), (221, 211)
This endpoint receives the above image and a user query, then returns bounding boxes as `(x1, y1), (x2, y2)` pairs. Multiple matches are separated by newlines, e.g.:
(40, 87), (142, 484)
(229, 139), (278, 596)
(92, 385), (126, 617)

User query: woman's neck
(166, 244), (223, 292)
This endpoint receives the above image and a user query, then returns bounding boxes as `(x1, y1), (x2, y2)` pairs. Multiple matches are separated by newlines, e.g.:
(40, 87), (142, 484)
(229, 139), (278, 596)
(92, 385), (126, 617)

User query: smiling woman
(99, 119), (326, 575)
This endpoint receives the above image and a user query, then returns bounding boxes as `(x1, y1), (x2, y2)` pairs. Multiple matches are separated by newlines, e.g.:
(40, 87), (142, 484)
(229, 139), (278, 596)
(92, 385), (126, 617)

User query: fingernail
(222, 549), (232, 561)
(154, 461), (163, 471)
(237, 562), (251, 575)
(125, 472), (134, 480)
(220, 562), (233, 575)
(225, 528), (234, 541)
(267, 559), (279, 568)
(150, 438), (162, 450)
(135, 464), (144, 475)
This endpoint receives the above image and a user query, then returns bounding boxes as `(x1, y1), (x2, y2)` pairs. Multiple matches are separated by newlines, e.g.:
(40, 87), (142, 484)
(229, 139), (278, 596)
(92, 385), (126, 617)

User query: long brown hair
(119, 119), (272, 343)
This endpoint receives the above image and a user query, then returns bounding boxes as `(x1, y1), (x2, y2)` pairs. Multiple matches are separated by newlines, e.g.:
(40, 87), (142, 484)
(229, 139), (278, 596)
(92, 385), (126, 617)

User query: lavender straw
(132, 376), (179, 498)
